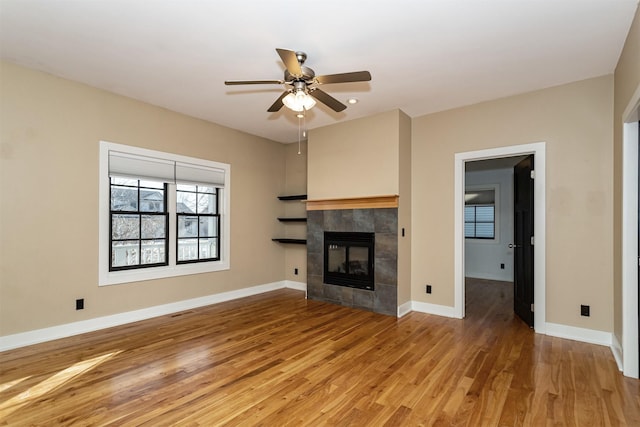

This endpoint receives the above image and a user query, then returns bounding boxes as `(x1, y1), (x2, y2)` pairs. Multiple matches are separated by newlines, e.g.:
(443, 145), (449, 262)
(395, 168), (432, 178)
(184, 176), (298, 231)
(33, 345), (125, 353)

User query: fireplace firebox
(324, 232), (375, 290)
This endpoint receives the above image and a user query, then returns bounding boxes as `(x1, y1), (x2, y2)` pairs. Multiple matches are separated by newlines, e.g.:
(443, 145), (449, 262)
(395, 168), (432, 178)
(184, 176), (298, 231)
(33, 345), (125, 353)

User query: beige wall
(283, 141), (308, 282)
(613, 5), (640, 342)
(412, 75), (614, 332)
(307, 110), (400, 200)
(397, 111), (412, 306)
(0, 62), (286, 336)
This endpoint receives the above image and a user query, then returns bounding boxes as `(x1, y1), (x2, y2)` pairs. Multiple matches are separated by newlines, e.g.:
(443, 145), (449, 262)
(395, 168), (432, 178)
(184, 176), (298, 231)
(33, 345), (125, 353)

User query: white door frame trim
(454, 142), (546, 333)
(622, 83), (640, 378)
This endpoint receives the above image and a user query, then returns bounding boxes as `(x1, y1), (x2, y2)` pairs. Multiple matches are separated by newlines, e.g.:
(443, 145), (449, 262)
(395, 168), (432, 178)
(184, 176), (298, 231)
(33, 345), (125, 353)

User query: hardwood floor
(1, 280), (639, 426)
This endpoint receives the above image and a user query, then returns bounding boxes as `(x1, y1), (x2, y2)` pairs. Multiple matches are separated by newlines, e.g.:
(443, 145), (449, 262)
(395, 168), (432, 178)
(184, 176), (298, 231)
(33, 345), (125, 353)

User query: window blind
(109, 151), (226, 187)
(175, 161), (225, 187)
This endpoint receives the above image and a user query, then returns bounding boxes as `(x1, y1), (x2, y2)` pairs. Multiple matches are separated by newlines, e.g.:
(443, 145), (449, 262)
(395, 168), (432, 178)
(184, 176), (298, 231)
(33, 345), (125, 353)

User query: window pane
(178, 216), (198, 238)
(139, 189), (164, 213)
(198, 193), (216, 214)
(141, 215), (166, 239)
(464, 223), (475, 238)
(177, 184), (197, 192)
(139, 180), (164, 189)
(111, 186), (138, 211)
(476, 223), (495, 238)
(141, 240), (166, 264)
(111, 177), (138, 186)
(475, 206), (494, 222)
(178, 239), (198, 261)
(111, 240), (139, 267)
(198, 186), (215, 194)
(464, 206), (475, 222)
(112, 214), (139, 239)
(177, 192), (196, 213)
(199, 216), (217, 237)
(199, 238), (217, 259)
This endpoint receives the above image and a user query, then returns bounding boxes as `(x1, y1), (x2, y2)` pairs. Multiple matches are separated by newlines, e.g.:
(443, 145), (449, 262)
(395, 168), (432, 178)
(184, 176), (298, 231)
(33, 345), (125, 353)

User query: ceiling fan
(224, 48), (371, 113)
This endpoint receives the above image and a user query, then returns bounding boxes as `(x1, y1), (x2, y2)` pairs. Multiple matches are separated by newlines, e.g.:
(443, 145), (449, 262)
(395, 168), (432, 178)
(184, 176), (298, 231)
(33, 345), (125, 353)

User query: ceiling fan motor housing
(284, 66), (315, 84)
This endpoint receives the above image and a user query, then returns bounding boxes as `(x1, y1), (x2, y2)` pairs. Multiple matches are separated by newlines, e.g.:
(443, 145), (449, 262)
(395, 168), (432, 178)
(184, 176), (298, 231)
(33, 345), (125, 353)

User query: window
(465, 189), (495, 239)
(177, 185), (219, 263)
(99, 141), (230, 286)
(110, 178), (168, 270)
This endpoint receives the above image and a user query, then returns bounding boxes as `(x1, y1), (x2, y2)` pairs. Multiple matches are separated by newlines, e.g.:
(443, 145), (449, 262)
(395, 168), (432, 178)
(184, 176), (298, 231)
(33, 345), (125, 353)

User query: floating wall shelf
(273, 195), (307, 244)
(271, 238), (307, 244)
(277, 217), (307, 222)
(277, 194), (307, 201)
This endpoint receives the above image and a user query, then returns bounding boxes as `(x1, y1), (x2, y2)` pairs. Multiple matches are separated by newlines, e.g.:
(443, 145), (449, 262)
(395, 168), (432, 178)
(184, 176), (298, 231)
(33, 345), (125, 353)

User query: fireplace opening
(324, 231), (375, 290)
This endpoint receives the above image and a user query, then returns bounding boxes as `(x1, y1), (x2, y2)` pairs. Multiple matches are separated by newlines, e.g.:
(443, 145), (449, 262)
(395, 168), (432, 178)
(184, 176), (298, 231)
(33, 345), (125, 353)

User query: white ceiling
(1, 0), (637, 143)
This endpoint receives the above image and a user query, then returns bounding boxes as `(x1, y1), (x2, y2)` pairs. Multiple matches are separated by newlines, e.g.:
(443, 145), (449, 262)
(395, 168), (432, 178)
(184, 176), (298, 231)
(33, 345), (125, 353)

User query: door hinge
(530, 170), (536, 179)
(530, 236), (535, 246)
(531, 303), (535, 312)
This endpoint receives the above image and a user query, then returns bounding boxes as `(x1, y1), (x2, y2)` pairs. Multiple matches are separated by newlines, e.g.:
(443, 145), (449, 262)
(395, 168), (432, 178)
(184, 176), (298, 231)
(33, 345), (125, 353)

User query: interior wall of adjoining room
(412, 74), (614, 333)
(464, 167), (514, 282)
(0, 61), (287, 336)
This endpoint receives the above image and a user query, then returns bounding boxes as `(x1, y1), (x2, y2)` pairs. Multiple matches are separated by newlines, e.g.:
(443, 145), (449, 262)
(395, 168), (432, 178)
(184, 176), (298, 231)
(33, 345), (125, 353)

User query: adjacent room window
(99, 141), (230, 286)
(464, 189), (495, 239)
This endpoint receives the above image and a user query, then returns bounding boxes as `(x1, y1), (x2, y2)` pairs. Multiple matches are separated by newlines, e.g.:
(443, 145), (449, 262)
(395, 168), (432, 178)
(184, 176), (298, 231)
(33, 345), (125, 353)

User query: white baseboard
(410, 301), (459, 318)
(545, 322), (612, 347)
(611, 333), (624, 371)
(397, 301), (412, 318)
(465, 273), (512, 283)
(284, 280), (307, 292)
(0, 280), (306, 352)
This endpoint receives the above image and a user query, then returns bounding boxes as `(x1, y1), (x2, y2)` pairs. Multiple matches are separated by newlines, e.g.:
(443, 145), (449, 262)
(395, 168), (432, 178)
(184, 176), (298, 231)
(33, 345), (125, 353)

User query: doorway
(454, 142), (546, 332)
(463, 154), (534, 327)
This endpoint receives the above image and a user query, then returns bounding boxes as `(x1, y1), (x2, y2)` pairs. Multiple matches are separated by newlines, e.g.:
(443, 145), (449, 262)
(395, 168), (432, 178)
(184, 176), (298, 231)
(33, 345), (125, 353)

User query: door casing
(621, 84), (640, 378)
(454, 142), (546, 333)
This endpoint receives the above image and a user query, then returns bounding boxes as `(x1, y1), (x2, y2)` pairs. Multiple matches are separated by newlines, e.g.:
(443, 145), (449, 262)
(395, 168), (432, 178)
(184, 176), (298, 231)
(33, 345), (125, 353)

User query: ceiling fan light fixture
(282, 90), (316, 112)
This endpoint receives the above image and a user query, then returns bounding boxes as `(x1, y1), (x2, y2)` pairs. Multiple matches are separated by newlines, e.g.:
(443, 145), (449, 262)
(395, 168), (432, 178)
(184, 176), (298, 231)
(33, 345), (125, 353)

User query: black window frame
(176, 185), (221, 264)
(109, 178), (169, 271)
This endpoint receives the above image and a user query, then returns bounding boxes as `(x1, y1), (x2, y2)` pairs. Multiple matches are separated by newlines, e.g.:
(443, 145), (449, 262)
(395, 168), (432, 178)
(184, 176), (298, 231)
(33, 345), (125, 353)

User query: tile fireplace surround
(306, 201), (398, 316)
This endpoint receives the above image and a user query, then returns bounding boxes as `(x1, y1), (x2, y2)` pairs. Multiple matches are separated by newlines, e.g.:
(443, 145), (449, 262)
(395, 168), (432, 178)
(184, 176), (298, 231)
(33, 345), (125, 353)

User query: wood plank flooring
(1, 279), (639, 426)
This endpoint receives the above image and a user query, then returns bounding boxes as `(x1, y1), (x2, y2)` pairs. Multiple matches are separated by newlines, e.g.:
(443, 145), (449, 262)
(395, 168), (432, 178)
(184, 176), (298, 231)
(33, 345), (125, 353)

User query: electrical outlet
(426, 285), (432, 294)
(294, 268), (298, 275)
(500, 263), (505, 269)
(76, 298), (84, 310)
(581, 305), (590, 317)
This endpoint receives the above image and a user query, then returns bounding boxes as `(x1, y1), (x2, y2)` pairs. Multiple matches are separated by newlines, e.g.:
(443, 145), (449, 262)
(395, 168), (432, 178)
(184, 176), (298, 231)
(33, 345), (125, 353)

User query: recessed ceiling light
(347, 98), (359, 104)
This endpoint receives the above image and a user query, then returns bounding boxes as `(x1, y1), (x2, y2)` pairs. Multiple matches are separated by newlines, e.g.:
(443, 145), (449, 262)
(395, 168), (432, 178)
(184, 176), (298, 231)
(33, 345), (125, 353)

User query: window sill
(99, 260), (229, 286)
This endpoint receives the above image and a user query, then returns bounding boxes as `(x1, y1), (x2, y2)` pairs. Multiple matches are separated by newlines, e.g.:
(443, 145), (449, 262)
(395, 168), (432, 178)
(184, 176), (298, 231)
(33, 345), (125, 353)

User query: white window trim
(464, 184), (500, 243)
(99, 141), (230, 286)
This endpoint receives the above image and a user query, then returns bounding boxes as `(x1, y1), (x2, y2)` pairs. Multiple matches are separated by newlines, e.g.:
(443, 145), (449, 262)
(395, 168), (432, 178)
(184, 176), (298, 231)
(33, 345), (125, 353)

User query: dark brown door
(514, 155), (535, 327)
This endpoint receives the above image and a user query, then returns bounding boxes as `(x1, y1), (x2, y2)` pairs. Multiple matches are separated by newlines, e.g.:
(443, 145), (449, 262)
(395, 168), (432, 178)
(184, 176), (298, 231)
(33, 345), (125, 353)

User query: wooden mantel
(306, 195), (399, 211)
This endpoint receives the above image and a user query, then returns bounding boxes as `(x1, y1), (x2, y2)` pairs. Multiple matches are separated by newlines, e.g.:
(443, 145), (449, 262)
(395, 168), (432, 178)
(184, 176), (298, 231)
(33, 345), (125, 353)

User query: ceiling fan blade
(309, 88), (347, 112)
(225, 79), (283, 85)
(267, 91), (289, 112)
(276, 48), (303, 77)
(315, 71), (371, 85)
